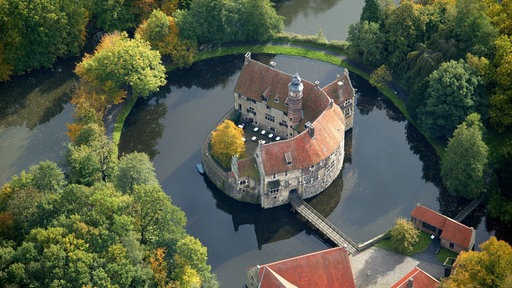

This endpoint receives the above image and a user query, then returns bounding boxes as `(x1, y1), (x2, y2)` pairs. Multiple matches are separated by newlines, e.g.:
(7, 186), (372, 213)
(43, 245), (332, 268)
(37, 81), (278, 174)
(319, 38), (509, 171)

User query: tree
(369, 65), (392, 87)
(175, 0), (283, 44)
(115, 152), (159, 194)
(173, 236), (217, 288)
(440, 237), (512, 287)
(441, 113), (488, 199)
(75, 32), (166, 98)
(135, 9), (195, 68)
(210, 120), (245, 169)
(389, 217), (420, 254)
(0, 0), (88, 78)
(90, 0), (135, 32)
(417, 59), (482, 139)
(452, 0), (498, 58)
(347, 21), (385, 67)
(360, 0), (382, 23)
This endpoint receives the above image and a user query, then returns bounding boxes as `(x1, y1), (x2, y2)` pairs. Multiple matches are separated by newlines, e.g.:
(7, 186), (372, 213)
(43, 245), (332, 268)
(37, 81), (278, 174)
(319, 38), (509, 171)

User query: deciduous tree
(369, 65), (392, 87)
(347, 21), (385, 67)
(75, 32), (166, 98)
(135, 9), (195, 68)
(115, 152), (158, 194)
(441, 113), (488, 199)
(210, 120), (245, 169)
(440, 237), (512, 287)
(417, 59), (482, 139)
(389, 217), (420, 254)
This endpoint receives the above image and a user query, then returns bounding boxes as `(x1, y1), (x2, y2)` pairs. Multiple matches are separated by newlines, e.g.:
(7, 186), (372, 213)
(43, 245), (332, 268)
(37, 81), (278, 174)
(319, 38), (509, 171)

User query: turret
(287, 73), (304, 126)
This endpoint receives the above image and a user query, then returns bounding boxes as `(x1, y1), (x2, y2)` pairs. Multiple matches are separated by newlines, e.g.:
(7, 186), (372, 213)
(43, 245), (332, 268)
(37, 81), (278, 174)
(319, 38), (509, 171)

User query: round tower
(288, 73), (304, 126)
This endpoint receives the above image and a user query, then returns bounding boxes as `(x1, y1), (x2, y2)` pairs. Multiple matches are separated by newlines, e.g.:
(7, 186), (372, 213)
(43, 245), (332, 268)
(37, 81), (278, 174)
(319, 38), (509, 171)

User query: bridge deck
(290, 193), (358, 254)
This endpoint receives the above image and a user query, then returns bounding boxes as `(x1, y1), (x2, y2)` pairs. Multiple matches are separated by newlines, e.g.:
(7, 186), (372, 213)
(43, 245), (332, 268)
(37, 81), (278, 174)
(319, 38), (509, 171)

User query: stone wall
(201, 109), (260, 204)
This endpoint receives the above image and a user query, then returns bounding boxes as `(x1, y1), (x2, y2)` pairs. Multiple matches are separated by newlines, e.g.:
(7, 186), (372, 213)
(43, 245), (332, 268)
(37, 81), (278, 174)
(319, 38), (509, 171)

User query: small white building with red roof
(411, 204), (476, 253)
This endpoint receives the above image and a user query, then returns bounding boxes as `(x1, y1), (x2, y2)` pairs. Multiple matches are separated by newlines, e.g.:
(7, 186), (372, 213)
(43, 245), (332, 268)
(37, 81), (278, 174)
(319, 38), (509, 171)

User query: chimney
(407, 278), (413, 288)
(269, 61), (276, 68)
(329, 98), (334, 108)
(314, 80), (320, 88)
(244, 52), (251, 64)
(305, 121), (315, 138)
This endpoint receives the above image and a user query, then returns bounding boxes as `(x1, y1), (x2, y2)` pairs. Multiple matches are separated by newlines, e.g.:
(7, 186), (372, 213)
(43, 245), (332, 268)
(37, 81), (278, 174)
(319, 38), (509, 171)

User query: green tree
(210, 120), (245, 169)
(75, 32), (166, 98)
(115, 152), (158, 194)
(131, 184), (186, 246)
(90, 0), (134, 32)
(347, 21), (385, 67)
(173, 236), (217, 288)
(0, 0), (88, 78)
(369, 65), (392, 87)
(440, 237), (512, 288)
(417, 59), (482, 139)
(389, 217), (420, 254)
(175, 0), (283, 44)
(452, 0), (498, 58)
(441, 113), (488, 199)
(135, 9), (195, 68)
(360, 0), (382, 23)
(382, 0), (427, 70)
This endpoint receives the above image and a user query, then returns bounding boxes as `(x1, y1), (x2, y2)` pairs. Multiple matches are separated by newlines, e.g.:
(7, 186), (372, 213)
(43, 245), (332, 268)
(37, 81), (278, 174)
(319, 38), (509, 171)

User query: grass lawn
(436, 247), (458, 264)
(375, 231), (433, 256)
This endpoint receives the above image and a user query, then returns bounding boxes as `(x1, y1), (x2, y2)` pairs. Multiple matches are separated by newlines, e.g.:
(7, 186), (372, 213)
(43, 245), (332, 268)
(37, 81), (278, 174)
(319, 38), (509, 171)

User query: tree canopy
(75, 32), (167, 98)
(440, 236), (512, 287)
(0, 0), (88, 77)
(441, 113), (488, 199)
(175, 0), (283, 44)
(210, 119), (245, 169)
(417, 59), (482, 139)
(389, 217), (420, 254)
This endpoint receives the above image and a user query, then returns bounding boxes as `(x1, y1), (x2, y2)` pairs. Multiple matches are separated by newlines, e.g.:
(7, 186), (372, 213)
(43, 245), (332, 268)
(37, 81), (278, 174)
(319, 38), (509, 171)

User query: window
(449, 242), (454, 249)
(247, 106), (256, 115)
(239, 179), (247, 186)
(265, 113), (275, 122)
(269, 127), (275, 132)
(279, 120), (288, 127)
(344, 99), (352, 106)
(266, 105), (271, 110)
(274, 97), (279, 103)
(269, 187), (279, 194)
(344, 107), (352, 116)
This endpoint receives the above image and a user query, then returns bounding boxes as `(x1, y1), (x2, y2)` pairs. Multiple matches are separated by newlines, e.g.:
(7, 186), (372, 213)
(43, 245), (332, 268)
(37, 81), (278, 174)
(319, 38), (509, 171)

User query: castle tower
(288, 73), (304, 126)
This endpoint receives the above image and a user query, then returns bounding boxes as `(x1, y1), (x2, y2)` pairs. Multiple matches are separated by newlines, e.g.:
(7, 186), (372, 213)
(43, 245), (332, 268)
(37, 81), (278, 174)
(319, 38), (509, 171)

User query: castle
(202, 52), (355, 208)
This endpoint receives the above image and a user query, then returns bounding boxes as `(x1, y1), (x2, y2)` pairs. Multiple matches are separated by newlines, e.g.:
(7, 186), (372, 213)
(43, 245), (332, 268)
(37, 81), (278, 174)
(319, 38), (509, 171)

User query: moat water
(0, 1), (502, 287)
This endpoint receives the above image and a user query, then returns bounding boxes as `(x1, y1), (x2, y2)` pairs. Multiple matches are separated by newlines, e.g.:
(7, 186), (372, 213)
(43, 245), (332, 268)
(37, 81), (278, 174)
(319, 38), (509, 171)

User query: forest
(1, 0), (512, 286)
(348, 0), (512, 229)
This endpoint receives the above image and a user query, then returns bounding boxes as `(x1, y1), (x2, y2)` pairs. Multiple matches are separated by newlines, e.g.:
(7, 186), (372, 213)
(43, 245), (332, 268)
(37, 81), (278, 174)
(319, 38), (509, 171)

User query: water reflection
(0, 58), (76, 130)
(118, 98), (167, 159)
(169, 56), (244, 90)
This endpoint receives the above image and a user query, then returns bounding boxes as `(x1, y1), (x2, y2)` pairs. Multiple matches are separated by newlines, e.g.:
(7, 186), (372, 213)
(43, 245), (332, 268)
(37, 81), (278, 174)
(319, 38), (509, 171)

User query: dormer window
(285, 152), (292, 166)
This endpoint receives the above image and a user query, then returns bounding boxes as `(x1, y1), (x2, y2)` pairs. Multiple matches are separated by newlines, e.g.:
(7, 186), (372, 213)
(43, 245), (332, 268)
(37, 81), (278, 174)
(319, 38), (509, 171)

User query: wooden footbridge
(289, 192), (359, 254)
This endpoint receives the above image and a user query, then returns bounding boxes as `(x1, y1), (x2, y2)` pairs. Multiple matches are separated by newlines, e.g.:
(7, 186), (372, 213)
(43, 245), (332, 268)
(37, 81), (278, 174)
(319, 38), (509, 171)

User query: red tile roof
(235, 54), (346, 176)
(411, 205), (475, 249)
(322, 72), (354, 106)
(260, 104), (345, 175)
(255, 247), (355, 288)
(391, 267), (440, 288)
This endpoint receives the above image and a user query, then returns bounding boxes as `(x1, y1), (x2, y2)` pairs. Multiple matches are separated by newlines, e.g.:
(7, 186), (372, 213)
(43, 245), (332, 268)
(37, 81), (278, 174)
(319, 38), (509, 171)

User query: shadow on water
(169, 55), (244, 90)
(0, 58), (77, 129)
(118, 97), (167, 159)
(205, 172), (342, 249)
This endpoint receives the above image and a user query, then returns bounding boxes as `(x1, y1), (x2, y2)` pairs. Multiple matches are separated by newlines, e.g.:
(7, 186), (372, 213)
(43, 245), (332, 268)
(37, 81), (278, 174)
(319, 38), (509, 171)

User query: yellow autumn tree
(440, 236), (512, 287)
(210, 120), (245, 169)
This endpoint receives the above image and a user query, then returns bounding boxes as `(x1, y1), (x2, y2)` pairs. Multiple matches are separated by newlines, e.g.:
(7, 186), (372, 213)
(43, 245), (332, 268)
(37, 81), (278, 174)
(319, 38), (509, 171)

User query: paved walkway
(350, 243), (444, 288)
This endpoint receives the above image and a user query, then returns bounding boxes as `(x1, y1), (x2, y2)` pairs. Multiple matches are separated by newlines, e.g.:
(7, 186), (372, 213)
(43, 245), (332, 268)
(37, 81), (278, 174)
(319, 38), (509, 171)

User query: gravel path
(350, 245), (444, 288)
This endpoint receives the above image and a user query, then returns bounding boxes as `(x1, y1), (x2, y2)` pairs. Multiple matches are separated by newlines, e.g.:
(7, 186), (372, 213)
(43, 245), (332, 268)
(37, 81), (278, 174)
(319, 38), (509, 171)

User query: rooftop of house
(259, 103), (345, 175)
(250, 247), (355, 288)
(411, 204), (475, 249)
(234, 54), (331, 132)
(391, 267), (440, 288)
